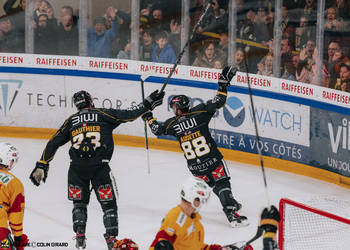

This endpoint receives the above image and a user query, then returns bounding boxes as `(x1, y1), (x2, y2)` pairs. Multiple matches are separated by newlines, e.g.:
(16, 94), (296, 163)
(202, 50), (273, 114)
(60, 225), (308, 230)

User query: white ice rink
(4, 137), (350, 250)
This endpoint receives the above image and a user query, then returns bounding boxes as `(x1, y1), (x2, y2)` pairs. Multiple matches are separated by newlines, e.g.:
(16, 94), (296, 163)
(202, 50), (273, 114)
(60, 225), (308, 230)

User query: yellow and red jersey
(0, 169), (25, 238)
(150, 205), (215, 250)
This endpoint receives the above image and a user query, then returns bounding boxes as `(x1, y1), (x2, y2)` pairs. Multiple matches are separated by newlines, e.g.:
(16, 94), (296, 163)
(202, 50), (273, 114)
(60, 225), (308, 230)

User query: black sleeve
(3, 0), (18, 14)
(96, 102), (149, 124)
(40, 119), (71, 163)
(147, 116), (177, 136)
(205, 87), (228, 114)
(116, 10), (131, 25)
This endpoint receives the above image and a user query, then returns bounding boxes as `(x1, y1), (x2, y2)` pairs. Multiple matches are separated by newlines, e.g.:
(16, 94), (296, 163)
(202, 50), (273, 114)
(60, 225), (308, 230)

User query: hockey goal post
(279, 198), (350, 250)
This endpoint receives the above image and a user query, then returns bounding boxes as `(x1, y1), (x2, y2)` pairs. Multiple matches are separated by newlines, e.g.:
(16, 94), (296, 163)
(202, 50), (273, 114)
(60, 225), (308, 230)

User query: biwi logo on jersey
(174, 117), (198, 134)
(72, 113), (98, 126)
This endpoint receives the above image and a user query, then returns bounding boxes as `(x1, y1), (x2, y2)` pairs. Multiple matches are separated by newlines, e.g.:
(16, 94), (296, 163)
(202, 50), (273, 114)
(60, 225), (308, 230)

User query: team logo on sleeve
(212, 166), (226, 180)
(197, 175), (209, 183)
(68, 185), (82, 200)
(98, 184), (113, 201)
(0, 238), (10, 249)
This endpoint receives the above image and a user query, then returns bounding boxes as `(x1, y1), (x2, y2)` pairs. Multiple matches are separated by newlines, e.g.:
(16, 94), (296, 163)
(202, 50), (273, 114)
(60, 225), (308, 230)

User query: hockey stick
(243, 49), (271, 206)
(224, 226), (263, 249)
(159, 0), (213, 92)
(244, 226), (264, 247)
(141, 72), (153, 174)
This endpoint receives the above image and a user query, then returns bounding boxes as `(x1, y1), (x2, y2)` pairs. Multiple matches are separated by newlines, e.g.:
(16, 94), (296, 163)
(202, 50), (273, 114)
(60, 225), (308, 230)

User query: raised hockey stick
(141, 72), (153, 174)
(243, 49), (271, 206)
(159, 0), (213, 92)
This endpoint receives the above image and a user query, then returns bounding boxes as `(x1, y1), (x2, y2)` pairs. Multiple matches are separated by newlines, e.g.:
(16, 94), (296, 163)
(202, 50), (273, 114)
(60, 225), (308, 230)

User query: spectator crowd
(1, 0), (350, 92)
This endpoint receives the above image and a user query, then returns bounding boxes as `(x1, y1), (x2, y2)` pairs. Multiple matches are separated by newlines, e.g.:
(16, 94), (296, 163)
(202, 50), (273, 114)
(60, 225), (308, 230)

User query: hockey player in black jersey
(29, 89), (164, 249)
(142, 66), (249, 227)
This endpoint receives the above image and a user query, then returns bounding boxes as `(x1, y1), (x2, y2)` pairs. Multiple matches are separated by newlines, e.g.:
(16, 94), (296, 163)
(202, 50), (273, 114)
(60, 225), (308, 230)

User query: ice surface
(4, 137), (350, 250)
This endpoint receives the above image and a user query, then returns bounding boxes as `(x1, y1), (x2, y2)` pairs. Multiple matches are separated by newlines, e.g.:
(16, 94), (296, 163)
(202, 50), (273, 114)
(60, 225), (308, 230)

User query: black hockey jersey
(148, 90), (227, 172)
(39, 104), (149, 165)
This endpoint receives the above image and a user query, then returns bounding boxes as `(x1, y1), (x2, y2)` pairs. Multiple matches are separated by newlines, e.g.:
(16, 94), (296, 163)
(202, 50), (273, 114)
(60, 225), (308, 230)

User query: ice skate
(104, 233), (118, 250)
(224, 208), (249, 228)
(74, 233), (86, 249)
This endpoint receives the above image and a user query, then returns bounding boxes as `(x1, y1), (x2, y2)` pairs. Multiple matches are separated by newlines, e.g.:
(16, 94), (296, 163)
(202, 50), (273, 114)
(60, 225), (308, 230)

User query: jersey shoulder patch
(176, 211), (186, 227)
(0, 171), (14, 185)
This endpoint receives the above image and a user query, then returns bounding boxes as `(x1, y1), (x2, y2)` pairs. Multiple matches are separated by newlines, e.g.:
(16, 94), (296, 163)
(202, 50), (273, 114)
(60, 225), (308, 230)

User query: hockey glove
(113, 238), (138, 250)
(204, 244), (221, 250)
(144, 90), (165, 110)
(142, 111), (154, 122)
(218, 65), (237, 88)
(154, 240), (174, 250)
(223, 242), (253, 250)
(30, 161), (49, 186)
(14, 234), (29, 250)
(259, 205), (280, 234)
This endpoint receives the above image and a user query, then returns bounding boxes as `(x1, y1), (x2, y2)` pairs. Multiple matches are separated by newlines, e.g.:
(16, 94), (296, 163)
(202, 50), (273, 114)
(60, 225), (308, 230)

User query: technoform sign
(218, 95), (310, 146)
(0, 79), (23, 116)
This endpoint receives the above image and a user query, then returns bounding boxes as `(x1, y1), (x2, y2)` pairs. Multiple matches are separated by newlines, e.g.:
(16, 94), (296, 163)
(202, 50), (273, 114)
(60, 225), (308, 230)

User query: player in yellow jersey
(149, 177), (251, 250)
(0, 142), (28, 250)
(150, 177), (280, 250)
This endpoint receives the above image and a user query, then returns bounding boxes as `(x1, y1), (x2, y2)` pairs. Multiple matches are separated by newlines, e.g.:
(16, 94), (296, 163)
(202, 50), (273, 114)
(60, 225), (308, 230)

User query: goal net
(279, 197), (350, 250)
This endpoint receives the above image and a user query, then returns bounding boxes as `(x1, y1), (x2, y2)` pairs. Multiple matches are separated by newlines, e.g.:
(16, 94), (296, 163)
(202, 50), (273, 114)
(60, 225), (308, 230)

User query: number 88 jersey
(150, 102), (224, 171)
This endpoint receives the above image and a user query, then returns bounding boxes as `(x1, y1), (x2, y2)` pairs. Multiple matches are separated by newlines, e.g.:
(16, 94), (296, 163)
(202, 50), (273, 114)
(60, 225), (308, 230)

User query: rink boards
(0, 53), (349, 188)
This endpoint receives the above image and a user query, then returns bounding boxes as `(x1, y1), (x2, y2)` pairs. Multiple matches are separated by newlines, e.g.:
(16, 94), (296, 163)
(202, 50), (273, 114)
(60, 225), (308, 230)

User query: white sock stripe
(218, 187), (231, 195)
(222, 160), (230, 176)
(109, 171), (119, 199)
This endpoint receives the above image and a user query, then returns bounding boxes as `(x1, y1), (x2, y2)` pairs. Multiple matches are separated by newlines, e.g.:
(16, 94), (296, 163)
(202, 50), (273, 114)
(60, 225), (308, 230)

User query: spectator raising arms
(56, 11), (78, 56)
(34, 13), (57, 54)
(88, 6), (120, 58)
(152, 30), (176, 64)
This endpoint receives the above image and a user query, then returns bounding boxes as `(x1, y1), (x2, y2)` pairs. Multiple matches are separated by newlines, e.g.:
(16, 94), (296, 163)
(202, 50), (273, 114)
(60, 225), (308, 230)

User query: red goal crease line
(278, 198), (350, 249)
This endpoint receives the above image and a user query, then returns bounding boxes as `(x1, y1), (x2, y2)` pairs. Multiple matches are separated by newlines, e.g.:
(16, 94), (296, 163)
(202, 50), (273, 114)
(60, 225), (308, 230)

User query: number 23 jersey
(39, 106), (148, 165)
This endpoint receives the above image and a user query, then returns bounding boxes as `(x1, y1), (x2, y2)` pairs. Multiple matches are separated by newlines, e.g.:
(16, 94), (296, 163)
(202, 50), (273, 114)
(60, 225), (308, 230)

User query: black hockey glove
(14, 234), (29, 249)
(144, 90), (165, 110)
(260, 205), (280, 234)
(30, 161), (49, 186)
(223, 242), (253, 250)
(142, 111), (154, 122)
(154, 240), (174, 250)
(218, 65), (237, 88)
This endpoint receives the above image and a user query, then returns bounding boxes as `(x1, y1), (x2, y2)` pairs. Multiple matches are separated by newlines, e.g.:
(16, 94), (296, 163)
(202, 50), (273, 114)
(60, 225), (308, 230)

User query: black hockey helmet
(170, 95), (190, 115)
(73, 90), (93, 110)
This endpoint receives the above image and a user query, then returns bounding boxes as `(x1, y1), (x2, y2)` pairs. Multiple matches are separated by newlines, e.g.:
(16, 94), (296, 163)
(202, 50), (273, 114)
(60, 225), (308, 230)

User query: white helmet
(180, 177), (211, 213)
(0, 142), (19, 170)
